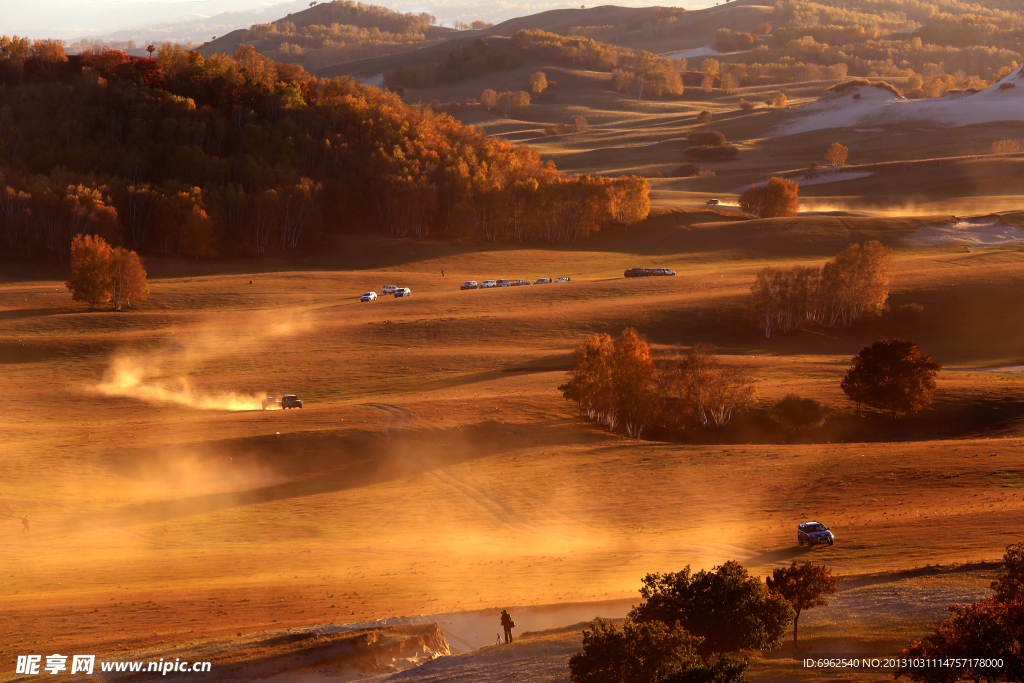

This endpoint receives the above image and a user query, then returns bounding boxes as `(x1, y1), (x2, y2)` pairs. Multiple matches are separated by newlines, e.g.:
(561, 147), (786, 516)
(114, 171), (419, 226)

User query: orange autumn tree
(66, 234), (113, 311)
(766, 562), (838, 649)
(748, 241), (894, 337)
(67, 235), (149, 311)
(611, 328), (657, 439)
(109, 247), (150, 311)
(561, 333), (758, 437)
(1, 41), (651, 260)
(739, 177), (799, 218)
(825, 142), (849, 167)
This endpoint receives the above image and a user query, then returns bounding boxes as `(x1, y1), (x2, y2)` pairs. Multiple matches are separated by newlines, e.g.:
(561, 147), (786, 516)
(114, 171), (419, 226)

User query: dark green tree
(568, 619), (750, 683)
(841, 339), (940, 417)
(629, 561), (794, 658)
(992, 542), (1024, 602)
(569, 619), (703, 683)
(769, 394), (827, 433)
(663, 656), (749, 683)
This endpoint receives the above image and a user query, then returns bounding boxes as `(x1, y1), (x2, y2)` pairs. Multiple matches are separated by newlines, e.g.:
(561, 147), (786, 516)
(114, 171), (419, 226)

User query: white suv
(479, 280), (497, 288)
(797, 522), (834, 547)
(382, 285), (398, 294)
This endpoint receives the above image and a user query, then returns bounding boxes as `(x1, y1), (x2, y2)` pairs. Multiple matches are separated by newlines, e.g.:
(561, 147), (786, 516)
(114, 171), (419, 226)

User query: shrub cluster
(738, 177), (800, 218)
(559, 330), (758, 439)
(511, 29), (684, 100)
(748, 241), (894, 337)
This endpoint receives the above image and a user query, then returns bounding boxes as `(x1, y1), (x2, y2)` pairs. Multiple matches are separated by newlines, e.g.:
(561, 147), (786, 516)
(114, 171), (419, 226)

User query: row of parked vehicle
(624, 268), (676, 278)
(360, 277), (576, 300)
(460, 277), (570, 290)
(361, 284), (411, 301)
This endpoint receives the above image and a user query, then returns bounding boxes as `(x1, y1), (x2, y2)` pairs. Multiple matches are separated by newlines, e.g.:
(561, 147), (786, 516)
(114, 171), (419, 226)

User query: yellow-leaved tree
(66, 234), (113, 311)
(109, 247), (150, 311)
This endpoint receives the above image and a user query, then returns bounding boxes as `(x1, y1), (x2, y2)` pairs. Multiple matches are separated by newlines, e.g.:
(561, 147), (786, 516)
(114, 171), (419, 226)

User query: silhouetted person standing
(500, 609), (514, 644)
(21, 516), (29, 532)
(441, 268), (445, 277)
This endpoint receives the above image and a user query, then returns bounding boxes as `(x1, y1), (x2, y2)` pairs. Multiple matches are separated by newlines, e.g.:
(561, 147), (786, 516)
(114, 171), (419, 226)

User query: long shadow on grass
(95, 420), (598, 528)
(743, 545), (818, 566)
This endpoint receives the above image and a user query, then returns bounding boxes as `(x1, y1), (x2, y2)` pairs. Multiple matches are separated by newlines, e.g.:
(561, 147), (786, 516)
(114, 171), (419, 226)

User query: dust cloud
(94, 313), (311, 411)
(97, 357), (267, 410)
(800, 197), (1024, 217)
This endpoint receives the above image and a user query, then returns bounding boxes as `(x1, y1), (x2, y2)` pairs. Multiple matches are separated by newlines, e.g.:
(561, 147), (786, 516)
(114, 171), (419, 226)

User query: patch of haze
(96, 357), (269, 410)
(797, 199), (956, 217)
(799, 196), (1024, 217)
(352, 412), (755, 625)
(93, 312), (312, 411)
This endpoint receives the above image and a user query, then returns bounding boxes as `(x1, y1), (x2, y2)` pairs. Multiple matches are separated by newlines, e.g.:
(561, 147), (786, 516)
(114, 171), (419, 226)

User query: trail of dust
(93, 312), (312, 411)
(96, 357), (267, 410)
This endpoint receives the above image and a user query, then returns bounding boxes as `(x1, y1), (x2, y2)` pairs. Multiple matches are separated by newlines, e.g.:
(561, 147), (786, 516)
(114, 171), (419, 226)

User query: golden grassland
(2, 210), (1023, 679)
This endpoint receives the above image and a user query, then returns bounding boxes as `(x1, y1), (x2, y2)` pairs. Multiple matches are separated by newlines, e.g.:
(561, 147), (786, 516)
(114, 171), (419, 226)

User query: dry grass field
(3, 208), (1023, 680)
(4, 1), (1024, 679)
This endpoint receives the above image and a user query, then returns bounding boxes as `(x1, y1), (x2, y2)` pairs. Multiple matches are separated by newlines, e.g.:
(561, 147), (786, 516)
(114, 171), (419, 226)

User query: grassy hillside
(3, 214), (1024, 670)
(196, 0), (456, 70)
(306, 0), (1024, 216)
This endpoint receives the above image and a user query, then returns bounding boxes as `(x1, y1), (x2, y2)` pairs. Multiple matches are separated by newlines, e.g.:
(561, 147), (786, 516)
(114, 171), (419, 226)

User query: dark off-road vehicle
(798, 522), (834, 546)
(281, 395), (303, 409)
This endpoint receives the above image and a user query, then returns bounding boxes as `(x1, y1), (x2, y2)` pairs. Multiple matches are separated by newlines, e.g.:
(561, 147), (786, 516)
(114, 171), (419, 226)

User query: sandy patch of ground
(908, 216), (1024, 247)
(664, 45), (719, 60)
(776, 66), (1024, 135)
(358, 73), (385, 88)
(306, 599), (634, 653)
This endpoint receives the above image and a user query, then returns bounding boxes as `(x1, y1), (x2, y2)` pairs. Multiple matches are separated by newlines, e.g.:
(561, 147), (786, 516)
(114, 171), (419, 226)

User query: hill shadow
(95, 420), (590, 528)
(743, 546), (818, 566)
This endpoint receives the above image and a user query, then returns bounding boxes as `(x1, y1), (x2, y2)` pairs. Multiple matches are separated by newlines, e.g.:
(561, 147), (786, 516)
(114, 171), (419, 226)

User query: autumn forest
(0, 38), (650, 262)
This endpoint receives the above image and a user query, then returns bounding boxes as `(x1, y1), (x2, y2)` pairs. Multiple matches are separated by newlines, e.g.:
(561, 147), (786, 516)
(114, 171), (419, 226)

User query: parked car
(625, 268), (675, 278)
(533, 278), (551, 284)
(394, 288), (412, 297)
(281, 394), (303, 409)
(360, 292), (377, 301)
(460, 281), (478, 290)
(555, 277), (571, 282)
(511, 279), (530, 286)
(479, 280), (497, 288)
(261, 396), (280, 410)
(706, 198), (720, 205)
(797, 522), (834, 547)
(496, 279), (511, 287)
(382, 285), (398, 294)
